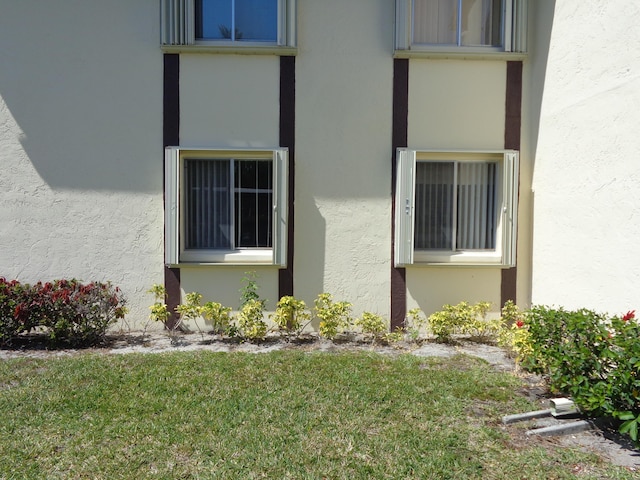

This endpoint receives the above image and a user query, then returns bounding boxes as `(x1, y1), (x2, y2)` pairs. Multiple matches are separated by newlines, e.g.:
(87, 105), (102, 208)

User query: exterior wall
(531, 0), (640, 313)
(177, 54), (281, 308)
(294, 0), (394, 319)
(405, 60), (509, 315)
(0, 1), (164, 323)
(0, 0), (539, 329)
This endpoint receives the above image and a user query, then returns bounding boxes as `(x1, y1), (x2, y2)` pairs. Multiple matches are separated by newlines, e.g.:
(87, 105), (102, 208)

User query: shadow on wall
(0, 1), (162, 193)
(528, 0), (556, 169)
(291, 196), (326, 330)
(407, 267), (503, 318)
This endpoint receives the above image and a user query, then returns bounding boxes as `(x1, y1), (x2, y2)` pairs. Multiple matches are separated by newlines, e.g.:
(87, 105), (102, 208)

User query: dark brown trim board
(391, 58), (409, 330)
(501, 60), (523, 306)
(163, 53), (181, 329)
(278, 56), (295, 298)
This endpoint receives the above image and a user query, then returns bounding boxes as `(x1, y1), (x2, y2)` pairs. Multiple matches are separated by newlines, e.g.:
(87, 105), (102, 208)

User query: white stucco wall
(294, 0), (394, 320)
(405, 60), (508, 315)
(531, 0), (640, 313)
(0, 1), (164, 324)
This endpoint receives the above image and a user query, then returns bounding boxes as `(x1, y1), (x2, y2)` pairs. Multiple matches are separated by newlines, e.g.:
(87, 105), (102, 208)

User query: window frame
(160, 0), (297, 54)
(165, 147), (288, 267)
(395, 0), (527, 58)
(395, 149), (518, 267)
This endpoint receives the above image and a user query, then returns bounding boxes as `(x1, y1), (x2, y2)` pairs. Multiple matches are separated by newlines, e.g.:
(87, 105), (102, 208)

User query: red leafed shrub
(0, 278), (127, 347)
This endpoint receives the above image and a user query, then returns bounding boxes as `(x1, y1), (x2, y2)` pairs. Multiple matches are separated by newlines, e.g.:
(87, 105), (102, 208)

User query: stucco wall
(0, 1), (164, 323)
(405, 60), (508, 315)
(177, 54), (281, 309)
(531, 0), (640, 313)
(293, 0), (395, 320)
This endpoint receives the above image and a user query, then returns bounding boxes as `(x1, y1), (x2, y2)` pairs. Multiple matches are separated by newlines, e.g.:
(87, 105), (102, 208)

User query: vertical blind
(184, 159), (273, 250)
(415, 161), (497, 251)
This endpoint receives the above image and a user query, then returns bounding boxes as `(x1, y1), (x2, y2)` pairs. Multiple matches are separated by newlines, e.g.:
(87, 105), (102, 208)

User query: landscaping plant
(271, 295), (310, 338)
(354, 311), (387, 343)
(0, 278), (127, 346)
(514, 305), (640, 445)
(314, 293), (352, 340)
(428, 301), (499, 342)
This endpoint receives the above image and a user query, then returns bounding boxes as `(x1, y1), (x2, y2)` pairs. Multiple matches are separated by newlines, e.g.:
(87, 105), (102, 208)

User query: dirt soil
(2, 331), (638, 472)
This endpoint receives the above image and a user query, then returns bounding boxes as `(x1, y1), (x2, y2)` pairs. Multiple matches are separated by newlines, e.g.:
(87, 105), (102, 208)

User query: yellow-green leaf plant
(201, 301), (233, 336)
(314, 293), (353, 340)
(355, 312), (387, 343)
(271, 296), (310, 339)
(237, 298), (267, 341)
(175, 292), (204, 339)
(404, 307), (427, 342)
(146, 284), (170, 340)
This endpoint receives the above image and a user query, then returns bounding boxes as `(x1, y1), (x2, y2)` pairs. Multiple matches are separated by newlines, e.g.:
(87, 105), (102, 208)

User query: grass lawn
(0, 350), (635, 479)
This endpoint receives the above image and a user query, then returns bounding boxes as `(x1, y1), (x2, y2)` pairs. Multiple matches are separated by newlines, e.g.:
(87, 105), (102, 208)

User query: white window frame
(395, 0), (527, 58)
(165, 147), (288, 267)
(395, 149), (518, 267)
(161, 0), (296, 54)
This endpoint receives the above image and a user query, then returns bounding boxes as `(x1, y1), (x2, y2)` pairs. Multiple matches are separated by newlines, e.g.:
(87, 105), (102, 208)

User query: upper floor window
(395, 0), (527, 55)
(161, 0), (296, 51)
(196, 0), (277, 43)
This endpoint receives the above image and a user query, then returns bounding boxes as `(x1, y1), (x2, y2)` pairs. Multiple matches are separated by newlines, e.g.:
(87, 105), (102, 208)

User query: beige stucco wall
(178, 54), (281, 309)
(294, 0), (394, 320)
(531, 0), (640, 313)
(0, 0), (541, 329)
(0, 0), (164, 324)
(405, 60), (510, 315)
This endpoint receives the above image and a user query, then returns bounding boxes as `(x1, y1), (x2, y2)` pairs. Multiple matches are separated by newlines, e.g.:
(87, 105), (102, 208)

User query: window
(395, 0), (527, 54)
(165, 147), (288, 266)
(395, 149), (518, 266)
(161, 0), (296, 50)
(196, 0), (277, 42)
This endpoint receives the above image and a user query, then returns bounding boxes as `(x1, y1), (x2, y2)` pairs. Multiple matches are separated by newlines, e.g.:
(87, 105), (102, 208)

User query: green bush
(271, 296), (310, 337)
(355, 312), (387, 342)
(428, 301), (498, 342)
(314, 293), (352, 340)
(518, 306), (640, 444)
(0, 278), (127, 346)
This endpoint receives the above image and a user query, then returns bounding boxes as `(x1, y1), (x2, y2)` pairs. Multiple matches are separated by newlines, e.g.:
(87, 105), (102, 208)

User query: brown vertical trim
(391, 58), (409, 330)
(163, 53), (181, 329)
(501, 60), (523, 306)
(278, 55), (295, 298)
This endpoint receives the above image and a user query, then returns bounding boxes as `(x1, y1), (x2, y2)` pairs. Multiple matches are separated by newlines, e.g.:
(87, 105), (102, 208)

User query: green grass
(0, 351), (634, 479)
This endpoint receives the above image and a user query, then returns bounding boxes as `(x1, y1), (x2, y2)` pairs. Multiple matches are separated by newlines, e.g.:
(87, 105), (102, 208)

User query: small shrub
(314, 293), (352, 340)
(271, 296), (310, 338)
(147, 284), (170, 336)
(516, 305), (640, 445)
(176, 292), (205, 338)
(237, 298), (267, 341)
(239, 271), (261, 307)
(0, 278), (32, 345)
(497, 301), (532, 365)
(428, 301), (498, 342)
(355, 312), (387, 342)
(404, 308), (427, 342)
(201, 301), (233, 335)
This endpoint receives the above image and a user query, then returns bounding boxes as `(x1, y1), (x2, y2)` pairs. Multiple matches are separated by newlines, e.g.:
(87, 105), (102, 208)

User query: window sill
(171, 249), (274, 267)
(161, 44), (298, 56)
(394, 49), (527, 61)
(413, 251), (511, 267)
